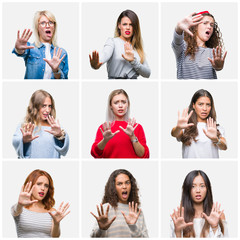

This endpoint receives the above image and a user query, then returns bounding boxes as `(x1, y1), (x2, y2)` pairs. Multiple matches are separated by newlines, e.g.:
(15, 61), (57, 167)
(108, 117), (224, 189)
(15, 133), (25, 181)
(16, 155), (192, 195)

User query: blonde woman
(12, 90), (69, 158)
(13, 10), (68, 79)
(89, 10), (150, 79)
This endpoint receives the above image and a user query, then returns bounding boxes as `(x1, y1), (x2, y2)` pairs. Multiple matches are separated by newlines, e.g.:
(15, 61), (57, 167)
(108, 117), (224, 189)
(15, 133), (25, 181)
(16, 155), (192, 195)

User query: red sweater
(91, 121), (149, 158)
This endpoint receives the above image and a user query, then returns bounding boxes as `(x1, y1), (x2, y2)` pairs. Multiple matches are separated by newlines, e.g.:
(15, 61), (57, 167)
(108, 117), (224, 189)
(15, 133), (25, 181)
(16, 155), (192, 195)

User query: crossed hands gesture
(49, 202), (70, 224)
(18, 181), (38, 207)
(177, 108), (194, 130)
(121, 201), (141, 225)
(122, 42), (134, 62)
(202, 117), (218, 142)
(208, 47), (227, 71)
(44, 115), (62, 138)
(20, 122), (39, 143)
(15, 29), (34, 54)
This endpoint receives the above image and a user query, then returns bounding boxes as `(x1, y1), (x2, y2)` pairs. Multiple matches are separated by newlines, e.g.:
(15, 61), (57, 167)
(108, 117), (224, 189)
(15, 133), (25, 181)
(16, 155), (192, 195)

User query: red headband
(196, 11), (210, 15)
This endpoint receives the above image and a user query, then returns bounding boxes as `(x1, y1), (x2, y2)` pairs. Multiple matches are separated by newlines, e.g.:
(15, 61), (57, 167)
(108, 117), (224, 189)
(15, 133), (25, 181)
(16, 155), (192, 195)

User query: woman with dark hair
(172, 11), (227, 79)
(170, 170), (228, 237)
(90, 169), (148, 237)
(91, 89), (149, 158)
(89, 9), (150, 79)
(171, 89), (227, 158)
(13, 10), (68, 79)
(11, 169), (70, 238)
(12, 89), (69, 158)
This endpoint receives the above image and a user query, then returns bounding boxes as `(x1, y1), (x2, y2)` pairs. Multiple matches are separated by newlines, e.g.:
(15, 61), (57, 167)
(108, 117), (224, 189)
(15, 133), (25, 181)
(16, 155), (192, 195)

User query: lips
(195, 195), (202, 200)
(125, 31), (131, 35)
(39, 192), (44, 197)
(43, 113), (49, 118)
(122, 191), (128, 199)
(45, 30), (52, 37)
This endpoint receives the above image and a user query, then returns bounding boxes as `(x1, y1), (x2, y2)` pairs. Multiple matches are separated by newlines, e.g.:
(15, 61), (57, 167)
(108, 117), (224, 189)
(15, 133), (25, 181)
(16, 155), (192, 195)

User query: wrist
(211, 224), (218, 230)
(212, 137), (219, 144)
(55, 129), (66, 140)
(53, 68), (60, 74)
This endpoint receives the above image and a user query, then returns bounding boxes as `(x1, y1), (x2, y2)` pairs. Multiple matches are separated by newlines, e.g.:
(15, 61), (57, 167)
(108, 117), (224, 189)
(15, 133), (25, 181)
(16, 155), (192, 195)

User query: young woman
(90, 169), (148, 237)
(13, 10), (68, 79)
(170, 170), (228, 237)
(12, 89), (69, 158)
(89, 9), (150, 79)
(11, 169), (70, 238)
(172, 11), (227, 79)
(91, 89), (149, 158)
(171, 89), (227, 158)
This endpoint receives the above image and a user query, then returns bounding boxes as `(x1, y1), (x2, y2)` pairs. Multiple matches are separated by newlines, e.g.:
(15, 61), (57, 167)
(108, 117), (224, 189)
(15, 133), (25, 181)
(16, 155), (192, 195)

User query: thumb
(43, 58), (50, 64)
(119, 126), (124, 131)
(121, 211), (127, 220)
(113, 130), (120, 136)
(202, 212), (208, 220)
(32, 135), (39, 141)
(185, 29), (193, 37)
(186, 221), (194, 227)
(122, 54), (126, 60)
(48, 211), (54, 218)
(110, 216), (116, 225)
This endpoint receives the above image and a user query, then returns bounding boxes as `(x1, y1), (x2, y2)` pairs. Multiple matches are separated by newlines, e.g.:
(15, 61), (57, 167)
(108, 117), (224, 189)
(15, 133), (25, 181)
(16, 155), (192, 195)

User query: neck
(119, 35), (131, 43)
(196, 36), (206, 48)
(194, 203), (204, 218)
(197, 117), (207, 123)
(40, 120), (50, 126)
(115, 116), (125, 121)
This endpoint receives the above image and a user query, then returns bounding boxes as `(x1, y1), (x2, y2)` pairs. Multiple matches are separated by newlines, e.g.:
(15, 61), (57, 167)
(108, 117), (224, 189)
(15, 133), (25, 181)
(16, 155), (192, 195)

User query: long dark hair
(181, 89), (220, 145)
(184, 12), (224, 59)
(181, 170), (224, 237)
(102, 169), (140, 209)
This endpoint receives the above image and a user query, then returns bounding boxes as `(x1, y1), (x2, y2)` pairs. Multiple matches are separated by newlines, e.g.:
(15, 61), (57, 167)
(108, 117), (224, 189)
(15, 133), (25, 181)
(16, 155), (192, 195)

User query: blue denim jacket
(12, 42), (68, 79)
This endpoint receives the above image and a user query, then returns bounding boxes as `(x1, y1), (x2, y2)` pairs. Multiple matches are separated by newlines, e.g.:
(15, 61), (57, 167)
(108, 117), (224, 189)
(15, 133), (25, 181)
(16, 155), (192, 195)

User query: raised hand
(90, 204), (116, 230)
(208, 47), (227, 71)
(15, 29), (34, 54)
(176, 13), (203, 36)
(122, 201), (141, 225)
(49, 202), (70, 224)
(44, 115), (62, 137)
(119, 118), (138, 137)
(177, 108), (194, 129)
(89, 51), (103, 69)
(122, 42), (134, 62)
(171, 207), (193, 234)
(100, 122), (120, 142)
(20, 122), (39, 143)
(43, 47), (65, 73)
(18, 181), (38, 206)
(203, 117), (218, 142)
(202, 202), (223, 228)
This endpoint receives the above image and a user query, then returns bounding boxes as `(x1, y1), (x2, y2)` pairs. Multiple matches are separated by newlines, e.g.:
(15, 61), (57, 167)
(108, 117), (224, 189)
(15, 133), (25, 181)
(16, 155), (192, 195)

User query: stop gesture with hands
(15, 29), (34, 54)
(44, 115), (62, 137)
(202, 117), (218, 142)
(43, 47), (65, 73)
(122, 42), (134, 62)
(20, 122), (39, 143)
(208, 46), (227, 71)
(100, 122), (120, 142)
(18, 181), (38, 207)
(119, 118), (138, 137)
(49, 202), (70, 224)
(89, 51), (103, 69)
(122, 201), (141, 225)
(171, 206), (193, 236)
(91, 204), (116, 230)
(177, 108), (194, 130)
(202, 202), (224, 229)
(176, 13), (203, 36)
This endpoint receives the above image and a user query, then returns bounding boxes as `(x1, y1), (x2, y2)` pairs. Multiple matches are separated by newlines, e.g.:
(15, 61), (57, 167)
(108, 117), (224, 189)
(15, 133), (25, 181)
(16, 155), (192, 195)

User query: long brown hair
(184, 12), (224, 59)
(24, 169), (55, 210)
(181, 89), (220, 145)
(114, 9), (145, 63)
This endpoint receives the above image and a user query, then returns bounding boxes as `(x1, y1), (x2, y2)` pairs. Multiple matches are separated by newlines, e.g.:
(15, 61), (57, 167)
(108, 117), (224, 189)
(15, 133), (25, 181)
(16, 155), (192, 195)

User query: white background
(82, 81), (159, 158)
(82, 2), (159, 79)
(2, 2), (79, 79)
(2, 81), (79, 158)
(161, 2), (238, 79)
(2, 160), (79, 237)
(82, 160), (159, 237)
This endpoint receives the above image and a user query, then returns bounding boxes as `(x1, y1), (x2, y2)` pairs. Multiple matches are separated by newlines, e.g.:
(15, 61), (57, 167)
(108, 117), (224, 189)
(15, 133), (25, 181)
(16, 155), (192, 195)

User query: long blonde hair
(114, 10), (145, 63)
(33, 10), (58, 48)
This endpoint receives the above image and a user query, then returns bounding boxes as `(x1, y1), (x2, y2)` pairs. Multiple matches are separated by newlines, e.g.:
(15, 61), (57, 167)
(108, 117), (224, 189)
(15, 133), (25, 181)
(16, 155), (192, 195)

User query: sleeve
(11, 203), (22, 217)
(130, 58), (151, 78)
(12, 125), (31, 159)
(135, 124), (149, 158)
(208, 220), (228, 238)
(51, 48), (69, 79)
(99, 38), (115, 64)
(12, 42), (31, 59)
(171, 31), (185, 61)
(128, 211), (149, 237)
(91, 126), (104, 158)
(53, 131), (70, 156)
(90, 222), (107, 238)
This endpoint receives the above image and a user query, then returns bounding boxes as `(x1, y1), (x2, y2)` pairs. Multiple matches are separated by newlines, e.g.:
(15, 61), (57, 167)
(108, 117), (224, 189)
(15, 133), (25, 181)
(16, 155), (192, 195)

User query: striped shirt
(172, 31), (217, 79)
(11, 205), (52, 238)
(91, 202), (148, 238)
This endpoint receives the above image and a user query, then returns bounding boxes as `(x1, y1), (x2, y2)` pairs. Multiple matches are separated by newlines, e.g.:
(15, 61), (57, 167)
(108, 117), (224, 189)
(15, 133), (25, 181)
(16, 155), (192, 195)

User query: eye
(45, 184), (49, 188)
(117, 183), (122, 186)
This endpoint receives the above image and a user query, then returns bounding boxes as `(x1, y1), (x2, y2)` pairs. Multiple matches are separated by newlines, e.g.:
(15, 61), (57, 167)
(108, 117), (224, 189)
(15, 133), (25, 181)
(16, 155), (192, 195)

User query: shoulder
(105, 37), (116, 46)
(50, 207), (56, 211)
(220, 212), (226, 220)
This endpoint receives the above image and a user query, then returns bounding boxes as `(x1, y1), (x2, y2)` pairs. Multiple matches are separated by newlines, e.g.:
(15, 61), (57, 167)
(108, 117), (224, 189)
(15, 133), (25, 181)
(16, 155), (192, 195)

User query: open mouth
(43, 114), (49, 118)
(195, 195), (201, 200)
(125, 31), (131, 35)
(122, 191), (128, 199)
(39, 192), (44, 197)
(205, 31), (210, 36)
(45, 30), (51, 34)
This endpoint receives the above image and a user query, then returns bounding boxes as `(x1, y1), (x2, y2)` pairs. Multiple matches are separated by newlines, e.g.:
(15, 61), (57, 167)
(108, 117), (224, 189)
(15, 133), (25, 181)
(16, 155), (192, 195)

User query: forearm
(130, 135), (145, 157)
(174, 230), (182, 238)
(175, 24), (183, 35)
(171, 127), (183, 138)
(97, 138), (109, 150)
(51, 222), (60, 238)
(214, 137), (227, 150)
(130, 58), (151, 78)
(11, 203), (23, 217)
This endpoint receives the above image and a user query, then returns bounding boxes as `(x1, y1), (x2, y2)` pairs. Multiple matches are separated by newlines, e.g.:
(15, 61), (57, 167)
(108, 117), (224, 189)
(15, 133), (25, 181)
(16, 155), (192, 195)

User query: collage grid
(0, 0), (239, 239)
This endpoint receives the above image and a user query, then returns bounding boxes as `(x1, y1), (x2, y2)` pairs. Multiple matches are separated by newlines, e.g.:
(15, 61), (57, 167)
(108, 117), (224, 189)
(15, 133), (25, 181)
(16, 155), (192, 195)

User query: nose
(203, 105), (207, 111)
(122, 183), (127, 189)
(46, 106), (51, 113)
(45, 22), (51, 27)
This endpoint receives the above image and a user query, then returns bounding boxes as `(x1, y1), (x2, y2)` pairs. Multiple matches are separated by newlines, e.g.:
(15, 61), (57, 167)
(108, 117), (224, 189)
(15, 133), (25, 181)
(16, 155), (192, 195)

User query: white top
(43, 43), (53, 79)
(182, 122), (225, 158)
(170, 218), (229, 237)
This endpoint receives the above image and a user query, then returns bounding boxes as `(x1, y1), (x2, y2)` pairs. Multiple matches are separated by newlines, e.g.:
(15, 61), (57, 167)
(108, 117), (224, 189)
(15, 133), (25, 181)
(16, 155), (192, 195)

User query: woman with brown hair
(172, 11), (227, 79)
(12, 89), (69, 158)
(91, 89), (149, 158)
(11, 169), (70, 238)
(90, 169), (148, 237)
(171, 89), (227, 158)
(89, 9), (150, 79)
